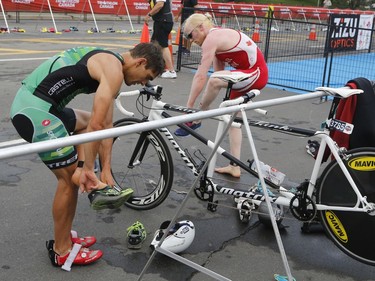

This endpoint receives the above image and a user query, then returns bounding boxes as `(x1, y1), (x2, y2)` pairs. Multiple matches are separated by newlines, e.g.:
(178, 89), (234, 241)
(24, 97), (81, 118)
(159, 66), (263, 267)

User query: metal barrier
(176, 8), (375, 93)
(0, 92), (327, 160)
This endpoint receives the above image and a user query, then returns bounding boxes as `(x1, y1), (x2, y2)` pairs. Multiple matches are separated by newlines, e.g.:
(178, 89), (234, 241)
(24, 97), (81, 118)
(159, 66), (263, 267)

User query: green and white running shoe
(88, 185), (133, 210)
(127, 221), (147, 249)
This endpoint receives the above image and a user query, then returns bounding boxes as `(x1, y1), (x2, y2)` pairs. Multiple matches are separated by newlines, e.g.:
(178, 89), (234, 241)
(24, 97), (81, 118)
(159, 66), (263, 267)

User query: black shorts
(151, 21), (174, 48)
(12, 104), (78, 170)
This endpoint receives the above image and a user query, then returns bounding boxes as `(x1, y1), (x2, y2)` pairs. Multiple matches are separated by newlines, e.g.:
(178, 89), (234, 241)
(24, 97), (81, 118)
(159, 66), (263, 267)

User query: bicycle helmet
(150, 220), (195, 253)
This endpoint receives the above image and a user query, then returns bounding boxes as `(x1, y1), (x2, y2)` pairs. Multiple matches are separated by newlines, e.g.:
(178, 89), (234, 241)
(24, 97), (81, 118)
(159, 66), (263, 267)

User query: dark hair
(130, 43), (165, 76)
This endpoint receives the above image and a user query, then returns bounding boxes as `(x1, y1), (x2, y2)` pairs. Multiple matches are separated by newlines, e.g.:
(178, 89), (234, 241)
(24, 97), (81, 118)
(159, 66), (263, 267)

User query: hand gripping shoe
(46, 240), (102, 271)
(88, 185), (133, 210)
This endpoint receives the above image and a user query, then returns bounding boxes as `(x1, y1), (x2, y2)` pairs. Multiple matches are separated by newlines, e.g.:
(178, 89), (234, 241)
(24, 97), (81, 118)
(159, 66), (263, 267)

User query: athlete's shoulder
(61, 46), (103, 57)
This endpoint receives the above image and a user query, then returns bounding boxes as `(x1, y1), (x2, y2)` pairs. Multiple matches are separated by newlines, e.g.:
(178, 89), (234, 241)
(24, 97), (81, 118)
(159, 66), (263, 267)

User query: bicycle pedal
(235, 197), (255, 209)
(207, 200), (218, 212)
(238, 200), (253, 223)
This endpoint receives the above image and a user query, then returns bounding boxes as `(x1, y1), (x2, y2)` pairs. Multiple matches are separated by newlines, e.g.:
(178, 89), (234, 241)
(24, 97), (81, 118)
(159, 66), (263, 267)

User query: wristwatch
(148, 13), (152, 17)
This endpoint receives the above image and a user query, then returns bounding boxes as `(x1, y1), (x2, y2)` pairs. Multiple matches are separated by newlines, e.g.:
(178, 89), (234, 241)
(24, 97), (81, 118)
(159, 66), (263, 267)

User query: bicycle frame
(225, 110), (375, 214)
(306, 133), (374, 213)
(112, 80), (375, 267)
(128, 95), (375, 216)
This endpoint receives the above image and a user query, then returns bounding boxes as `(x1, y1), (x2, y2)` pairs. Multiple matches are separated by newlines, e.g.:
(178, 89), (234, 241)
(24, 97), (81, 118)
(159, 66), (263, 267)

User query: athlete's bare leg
(215, 126), (241, 178)
(52, 165), (78, 256)
(70, 109), (114, 186)
(201, 75), (243, 178)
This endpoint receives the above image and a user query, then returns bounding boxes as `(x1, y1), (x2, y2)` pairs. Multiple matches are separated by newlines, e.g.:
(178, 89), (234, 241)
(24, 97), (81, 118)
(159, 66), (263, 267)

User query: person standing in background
(174, 0), (198, 55)
(145, 0), (177, 79)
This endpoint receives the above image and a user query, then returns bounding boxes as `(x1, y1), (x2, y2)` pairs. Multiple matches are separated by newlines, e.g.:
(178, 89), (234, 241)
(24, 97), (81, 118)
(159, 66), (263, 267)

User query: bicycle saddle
(210, 72), (253, 83)
(315, 86), (363, 98)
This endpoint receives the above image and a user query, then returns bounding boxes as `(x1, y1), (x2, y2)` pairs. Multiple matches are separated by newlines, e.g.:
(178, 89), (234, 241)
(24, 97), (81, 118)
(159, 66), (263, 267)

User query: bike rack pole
(0, 90), (328, 161)
(240, 108), (294, 281)
(138, 114), (237, 281)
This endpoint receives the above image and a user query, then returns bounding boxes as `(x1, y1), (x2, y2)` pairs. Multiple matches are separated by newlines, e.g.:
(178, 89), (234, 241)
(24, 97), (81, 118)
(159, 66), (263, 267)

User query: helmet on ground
(150, 220), (195, 253)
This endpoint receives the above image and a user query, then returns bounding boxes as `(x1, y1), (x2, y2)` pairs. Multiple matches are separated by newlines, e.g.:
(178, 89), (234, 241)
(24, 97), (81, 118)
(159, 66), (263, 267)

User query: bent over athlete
(174, 13), (268, 178)
(10, 43), (164, 268)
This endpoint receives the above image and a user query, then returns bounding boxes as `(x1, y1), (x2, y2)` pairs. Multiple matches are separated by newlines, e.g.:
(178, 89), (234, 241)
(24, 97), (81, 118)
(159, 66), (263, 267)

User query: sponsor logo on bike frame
(325, 210), (348, 243)
(348, 156), (375, 171)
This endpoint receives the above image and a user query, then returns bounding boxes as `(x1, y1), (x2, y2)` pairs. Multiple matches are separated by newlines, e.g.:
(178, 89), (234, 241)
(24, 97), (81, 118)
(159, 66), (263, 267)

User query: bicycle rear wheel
(111, 118), (174, 210)
(317, 147), (375, 265)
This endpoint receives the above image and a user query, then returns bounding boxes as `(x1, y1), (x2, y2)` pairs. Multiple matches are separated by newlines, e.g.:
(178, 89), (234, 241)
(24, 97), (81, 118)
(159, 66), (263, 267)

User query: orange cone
(174, 26), (180, 45)
(140, 23), (150, 43)
(307, 24), (317, 41)
(252, 19), (261, 43)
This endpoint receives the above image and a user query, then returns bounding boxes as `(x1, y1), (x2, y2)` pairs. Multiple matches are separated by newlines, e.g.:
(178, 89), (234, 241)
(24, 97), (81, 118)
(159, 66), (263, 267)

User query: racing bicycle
(108, 73), (375, 266)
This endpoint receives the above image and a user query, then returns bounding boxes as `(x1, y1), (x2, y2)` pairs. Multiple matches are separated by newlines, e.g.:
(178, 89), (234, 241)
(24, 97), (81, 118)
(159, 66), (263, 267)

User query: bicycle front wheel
(111, 118), (174, 210)
(317, 147), (375, 265)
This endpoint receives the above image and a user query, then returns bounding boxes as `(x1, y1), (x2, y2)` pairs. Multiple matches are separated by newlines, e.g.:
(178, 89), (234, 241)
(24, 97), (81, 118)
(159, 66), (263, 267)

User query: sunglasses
(184, 23), (202, 40)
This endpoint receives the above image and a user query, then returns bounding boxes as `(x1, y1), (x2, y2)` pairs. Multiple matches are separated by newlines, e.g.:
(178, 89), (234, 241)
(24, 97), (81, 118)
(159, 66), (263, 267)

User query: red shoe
(70, 230), (96, 248)
(46, 240), (102, 270)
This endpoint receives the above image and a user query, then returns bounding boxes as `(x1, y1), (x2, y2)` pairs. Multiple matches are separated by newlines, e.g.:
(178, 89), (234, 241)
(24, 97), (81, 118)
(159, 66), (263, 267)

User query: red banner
(2, 0), (373, 18)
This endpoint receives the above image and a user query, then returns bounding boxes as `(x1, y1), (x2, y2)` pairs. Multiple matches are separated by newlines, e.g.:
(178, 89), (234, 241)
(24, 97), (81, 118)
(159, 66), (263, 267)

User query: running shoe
(46, 240), (102, 268)
(161, 70), (177, 79)
(127, 221), (147, 249)
(88, 185), (133, 210)
(174, 122), (202, 137)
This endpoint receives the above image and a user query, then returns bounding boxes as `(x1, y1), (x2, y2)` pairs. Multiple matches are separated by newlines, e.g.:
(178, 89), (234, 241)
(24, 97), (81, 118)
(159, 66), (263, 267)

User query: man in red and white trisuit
(175, 13), (268, 178)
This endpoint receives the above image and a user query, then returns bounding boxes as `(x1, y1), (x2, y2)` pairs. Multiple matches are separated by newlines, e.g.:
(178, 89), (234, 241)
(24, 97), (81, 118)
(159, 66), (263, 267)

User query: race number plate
(328, 118), (354, 135)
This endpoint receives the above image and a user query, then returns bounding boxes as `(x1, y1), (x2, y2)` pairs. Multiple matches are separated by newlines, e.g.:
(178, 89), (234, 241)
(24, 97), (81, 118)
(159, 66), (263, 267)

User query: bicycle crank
(289, 180), (317, 221)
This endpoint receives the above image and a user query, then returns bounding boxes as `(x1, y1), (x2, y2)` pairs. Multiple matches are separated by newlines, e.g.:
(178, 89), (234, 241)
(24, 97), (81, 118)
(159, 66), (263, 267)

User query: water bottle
(250, 160), (286, 186)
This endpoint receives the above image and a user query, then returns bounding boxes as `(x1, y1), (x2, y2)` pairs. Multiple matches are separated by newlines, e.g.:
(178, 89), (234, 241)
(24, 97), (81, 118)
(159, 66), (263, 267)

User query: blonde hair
(183, 13), (213, 32)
